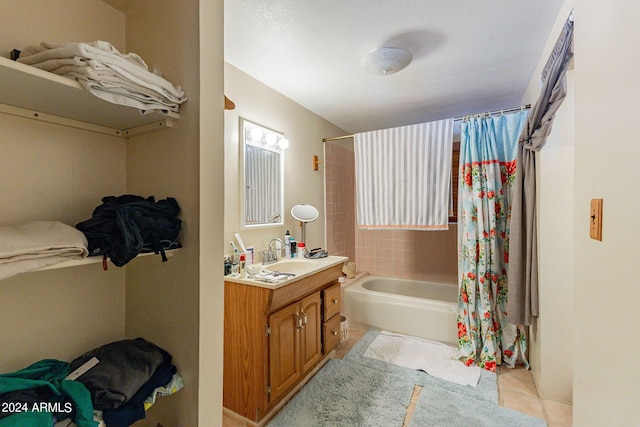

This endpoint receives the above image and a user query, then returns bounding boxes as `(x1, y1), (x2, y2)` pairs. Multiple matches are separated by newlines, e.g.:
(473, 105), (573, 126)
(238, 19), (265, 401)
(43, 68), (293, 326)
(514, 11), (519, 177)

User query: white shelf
(0, 56), (179, 137)
(36, 249), (178, 272)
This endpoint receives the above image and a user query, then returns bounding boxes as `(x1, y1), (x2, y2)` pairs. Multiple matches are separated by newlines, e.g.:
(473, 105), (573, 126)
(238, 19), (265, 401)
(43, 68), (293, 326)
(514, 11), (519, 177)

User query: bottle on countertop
(298, 242), (306, 258)
(231, 261), (239, 276)
(284, 230), (291, 258)
(239, 253), (246, 277)
(290, 237), (297, 258)
(246, 246), (254, 265)
(224, 257), (231, 276)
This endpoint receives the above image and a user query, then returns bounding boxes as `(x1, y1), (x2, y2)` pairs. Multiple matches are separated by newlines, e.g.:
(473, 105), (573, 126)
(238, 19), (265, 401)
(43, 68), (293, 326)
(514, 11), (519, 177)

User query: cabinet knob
(332, 331), (338, 336)
(332, 299), (338, 304)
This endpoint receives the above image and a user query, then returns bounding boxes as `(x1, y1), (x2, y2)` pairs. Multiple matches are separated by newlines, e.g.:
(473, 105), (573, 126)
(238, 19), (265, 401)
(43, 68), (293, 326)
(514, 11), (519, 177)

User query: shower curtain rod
(322, 104), (531, 142)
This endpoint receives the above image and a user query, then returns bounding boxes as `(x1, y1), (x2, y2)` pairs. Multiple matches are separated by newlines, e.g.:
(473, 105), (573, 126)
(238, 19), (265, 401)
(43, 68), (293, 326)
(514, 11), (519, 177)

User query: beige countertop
(223, 255), (348, 289)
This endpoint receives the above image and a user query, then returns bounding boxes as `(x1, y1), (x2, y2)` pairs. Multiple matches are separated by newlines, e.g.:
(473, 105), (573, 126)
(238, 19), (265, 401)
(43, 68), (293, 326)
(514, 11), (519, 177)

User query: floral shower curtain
(456, 111), (529, 371)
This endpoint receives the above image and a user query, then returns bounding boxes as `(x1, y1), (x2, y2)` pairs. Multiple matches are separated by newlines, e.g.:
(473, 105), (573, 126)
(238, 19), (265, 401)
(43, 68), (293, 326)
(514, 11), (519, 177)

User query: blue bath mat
(409, 386), (547, 427)
(267, 358), (412, 426)
(267, 330), (545, 427)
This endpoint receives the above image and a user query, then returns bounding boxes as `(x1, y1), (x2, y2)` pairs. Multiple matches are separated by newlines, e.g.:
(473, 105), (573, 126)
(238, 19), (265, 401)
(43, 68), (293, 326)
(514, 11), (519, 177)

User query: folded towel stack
(0, 221), (89, 281)
(17, 41), (187, 115)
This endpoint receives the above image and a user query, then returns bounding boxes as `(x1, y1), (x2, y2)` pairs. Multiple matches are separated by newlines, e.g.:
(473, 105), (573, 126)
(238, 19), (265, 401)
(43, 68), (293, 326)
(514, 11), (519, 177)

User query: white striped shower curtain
(354, 119), (454, 230)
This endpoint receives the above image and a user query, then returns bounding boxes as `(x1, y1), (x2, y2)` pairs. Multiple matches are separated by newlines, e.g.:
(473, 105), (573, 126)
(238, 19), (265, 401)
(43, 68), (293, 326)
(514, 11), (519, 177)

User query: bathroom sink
(263, 259), (319, 275)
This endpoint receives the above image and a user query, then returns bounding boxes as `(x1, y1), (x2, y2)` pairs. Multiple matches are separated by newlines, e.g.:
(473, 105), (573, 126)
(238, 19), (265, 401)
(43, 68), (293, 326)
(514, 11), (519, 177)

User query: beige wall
(224, 63), (347, 258)
(521, 0), (575, 404)
(573, 2), (640, 425)
(197, 0), (225, 424)
(121, 1), (210, 425)
(1, 0), (125, 57)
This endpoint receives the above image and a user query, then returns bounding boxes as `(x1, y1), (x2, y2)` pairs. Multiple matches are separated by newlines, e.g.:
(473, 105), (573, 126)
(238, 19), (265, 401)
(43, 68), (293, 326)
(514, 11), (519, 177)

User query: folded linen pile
(68, 338), (182, 427)
(17, 41), (186, 115)
(0, 221), (89, 281)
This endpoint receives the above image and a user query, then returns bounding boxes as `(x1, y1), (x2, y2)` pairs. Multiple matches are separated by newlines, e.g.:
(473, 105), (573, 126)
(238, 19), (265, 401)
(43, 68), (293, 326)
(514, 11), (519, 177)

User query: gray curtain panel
(507, 14), (574, 325)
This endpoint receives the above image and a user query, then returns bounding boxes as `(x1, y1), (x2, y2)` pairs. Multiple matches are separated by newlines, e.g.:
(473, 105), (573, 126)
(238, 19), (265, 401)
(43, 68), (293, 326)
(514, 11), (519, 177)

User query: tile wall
(325, 142), (356, 261)
(355, 226), (458, 283)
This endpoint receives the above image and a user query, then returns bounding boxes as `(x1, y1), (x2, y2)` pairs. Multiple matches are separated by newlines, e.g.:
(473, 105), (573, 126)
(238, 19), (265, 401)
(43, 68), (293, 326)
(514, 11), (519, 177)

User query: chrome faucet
(263, 238), (283, 264)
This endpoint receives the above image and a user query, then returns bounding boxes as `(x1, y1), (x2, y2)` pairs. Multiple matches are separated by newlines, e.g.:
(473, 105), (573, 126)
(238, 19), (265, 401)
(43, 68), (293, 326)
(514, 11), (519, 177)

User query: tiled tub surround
(355, 226), (458, 283)
(325, 142), (356, 261)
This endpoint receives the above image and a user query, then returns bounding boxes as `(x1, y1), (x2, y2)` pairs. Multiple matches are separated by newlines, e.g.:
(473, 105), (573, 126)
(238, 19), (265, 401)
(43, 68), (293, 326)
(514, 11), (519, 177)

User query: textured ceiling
(225, 0), (565, 134)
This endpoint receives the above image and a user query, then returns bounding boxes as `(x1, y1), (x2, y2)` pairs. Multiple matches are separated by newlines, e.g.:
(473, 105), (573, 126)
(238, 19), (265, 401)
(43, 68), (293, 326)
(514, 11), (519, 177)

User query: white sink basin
(263, 259), (319, 276)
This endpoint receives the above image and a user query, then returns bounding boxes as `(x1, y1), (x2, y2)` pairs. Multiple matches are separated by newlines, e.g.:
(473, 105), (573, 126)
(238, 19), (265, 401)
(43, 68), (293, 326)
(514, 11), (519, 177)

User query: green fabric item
(0, 359), (97, 427)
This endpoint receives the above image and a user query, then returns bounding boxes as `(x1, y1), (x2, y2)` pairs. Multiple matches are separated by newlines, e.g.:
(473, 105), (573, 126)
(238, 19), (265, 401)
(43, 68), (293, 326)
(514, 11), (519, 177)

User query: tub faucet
(263, 238), (283, 264)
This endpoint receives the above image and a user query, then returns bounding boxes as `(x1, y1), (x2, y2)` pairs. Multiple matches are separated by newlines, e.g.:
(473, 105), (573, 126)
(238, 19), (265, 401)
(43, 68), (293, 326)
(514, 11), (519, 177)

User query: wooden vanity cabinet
(268, 291), (321, 403)
(223, 262), (343, 422)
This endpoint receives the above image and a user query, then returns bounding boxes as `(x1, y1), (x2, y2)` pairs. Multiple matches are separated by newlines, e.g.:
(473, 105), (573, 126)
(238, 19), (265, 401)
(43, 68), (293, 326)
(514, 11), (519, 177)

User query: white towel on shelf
(364, 330), (481, 387)
(18, 40), (148, 70)
(19, 41), (185, 99)
(77, 79), (179, 114)
(354, 118), (454, 230)
(17, 40), (186, 113)
(0, 221), (88, 281)
(49, 63), (183, 108)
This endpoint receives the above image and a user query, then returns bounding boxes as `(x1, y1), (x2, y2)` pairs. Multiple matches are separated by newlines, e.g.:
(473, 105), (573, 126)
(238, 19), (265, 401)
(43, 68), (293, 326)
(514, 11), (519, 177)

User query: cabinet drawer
(322, 312), (341, 354)
(323, 284), (341, 321)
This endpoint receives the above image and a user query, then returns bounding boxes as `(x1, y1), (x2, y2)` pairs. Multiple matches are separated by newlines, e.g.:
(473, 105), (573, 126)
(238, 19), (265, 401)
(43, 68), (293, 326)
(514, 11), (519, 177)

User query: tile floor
(223, 327), (573, 426)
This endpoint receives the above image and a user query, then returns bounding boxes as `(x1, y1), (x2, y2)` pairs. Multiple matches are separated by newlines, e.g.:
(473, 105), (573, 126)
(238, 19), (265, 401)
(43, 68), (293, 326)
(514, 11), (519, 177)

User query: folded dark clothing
(102, 361), (176, 427)
(76, 195), (182, 266)
(70, 338), (165, 410)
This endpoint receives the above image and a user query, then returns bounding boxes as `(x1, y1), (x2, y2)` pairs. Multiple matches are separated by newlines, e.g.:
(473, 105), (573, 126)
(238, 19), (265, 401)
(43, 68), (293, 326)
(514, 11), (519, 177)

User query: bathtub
(343, 275), (458, 345)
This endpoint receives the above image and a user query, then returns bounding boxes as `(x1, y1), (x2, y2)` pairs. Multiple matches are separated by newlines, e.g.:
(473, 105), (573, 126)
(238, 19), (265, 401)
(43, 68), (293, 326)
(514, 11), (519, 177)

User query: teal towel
(0, 359), (97, 427)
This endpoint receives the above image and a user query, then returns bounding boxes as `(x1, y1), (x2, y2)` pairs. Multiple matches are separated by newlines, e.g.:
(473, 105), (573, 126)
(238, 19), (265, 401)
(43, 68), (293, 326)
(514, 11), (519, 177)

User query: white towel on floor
(0, 221), (88, 280)
(364, 330), (481, 387)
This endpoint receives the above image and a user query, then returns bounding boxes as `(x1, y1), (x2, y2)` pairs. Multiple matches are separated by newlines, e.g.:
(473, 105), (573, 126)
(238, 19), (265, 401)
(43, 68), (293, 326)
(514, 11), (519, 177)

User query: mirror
(291, 204), (319, 223)
(241, 118), (288, 227)
(291, 204), (319, 244)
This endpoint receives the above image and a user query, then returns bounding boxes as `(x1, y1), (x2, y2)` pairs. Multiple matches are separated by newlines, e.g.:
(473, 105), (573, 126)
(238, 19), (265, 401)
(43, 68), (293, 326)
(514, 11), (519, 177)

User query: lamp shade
(361, 47), (412, 76)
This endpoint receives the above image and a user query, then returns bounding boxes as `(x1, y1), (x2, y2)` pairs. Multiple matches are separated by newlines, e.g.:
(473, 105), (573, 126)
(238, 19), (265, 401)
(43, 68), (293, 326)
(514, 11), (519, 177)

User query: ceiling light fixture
(361, 47), (413, 76)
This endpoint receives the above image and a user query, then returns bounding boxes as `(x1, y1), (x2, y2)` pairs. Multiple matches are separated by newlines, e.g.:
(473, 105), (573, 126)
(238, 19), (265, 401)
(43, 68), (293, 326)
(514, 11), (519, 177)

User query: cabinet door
(269, 302), (301, 403)
(300, 291), (322, 374)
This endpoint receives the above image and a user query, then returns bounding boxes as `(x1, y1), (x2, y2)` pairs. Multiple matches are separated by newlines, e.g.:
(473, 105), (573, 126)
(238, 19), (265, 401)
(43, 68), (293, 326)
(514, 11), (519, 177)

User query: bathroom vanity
(223, 255), (346, 423)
